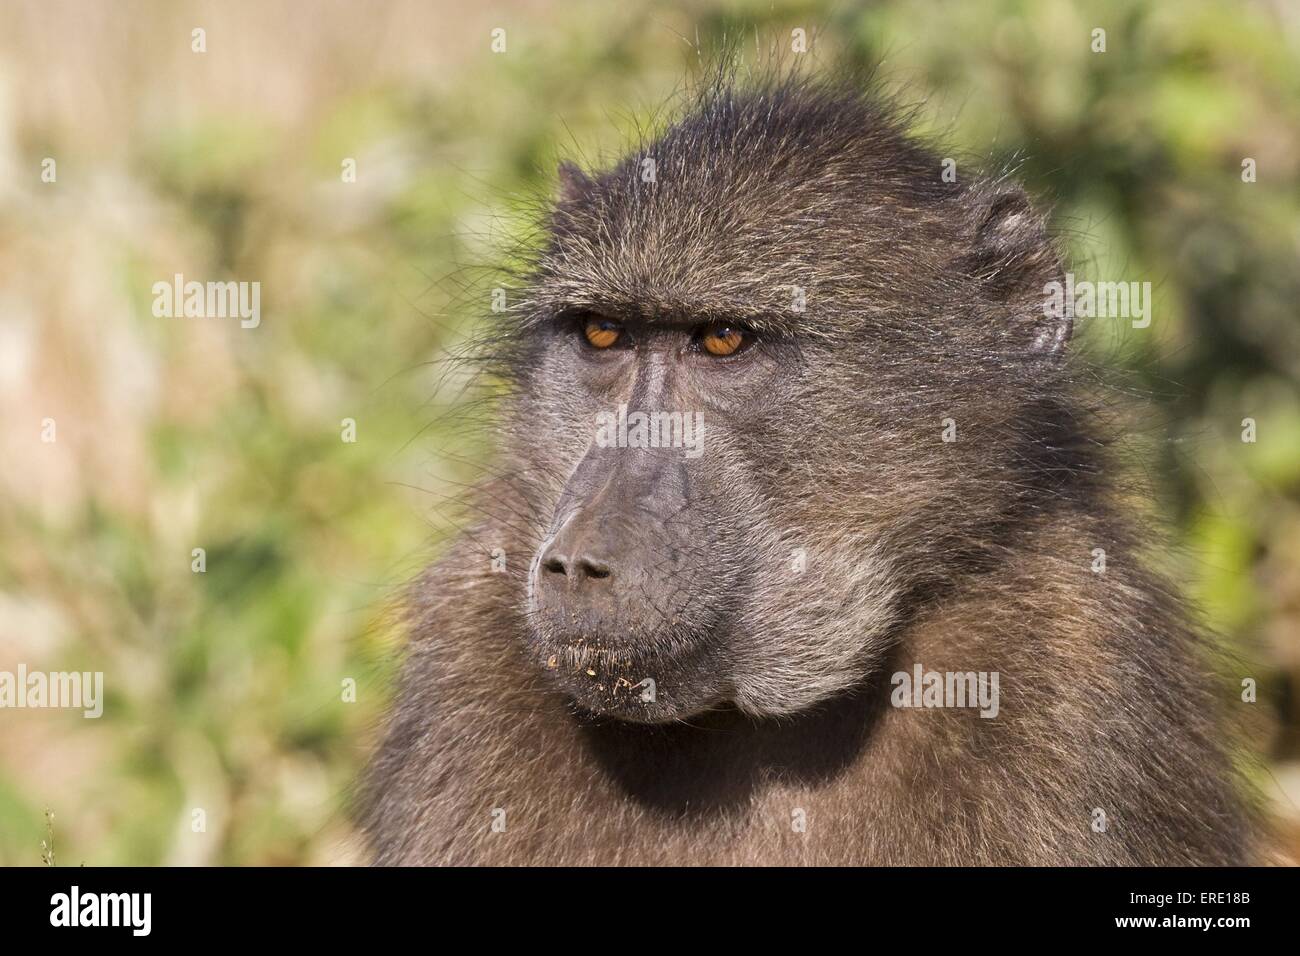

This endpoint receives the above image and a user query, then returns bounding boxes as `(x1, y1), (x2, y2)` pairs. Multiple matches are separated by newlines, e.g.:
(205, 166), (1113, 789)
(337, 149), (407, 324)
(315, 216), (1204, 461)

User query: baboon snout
(532, 497), (676, 626)
(529, 442), (704, 644)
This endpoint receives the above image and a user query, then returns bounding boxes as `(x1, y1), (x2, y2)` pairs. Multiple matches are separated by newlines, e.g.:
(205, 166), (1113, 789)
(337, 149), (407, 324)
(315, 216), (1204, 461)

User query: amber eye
(582, 317), (622, 349)
(700, 325), (746, 356)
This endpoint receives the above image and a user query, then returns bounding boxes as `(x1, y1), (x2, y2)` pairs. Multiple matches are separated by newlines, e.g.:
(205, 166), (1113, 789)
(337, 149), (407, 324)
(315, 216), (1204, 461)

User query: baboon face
(507, 87), (1069, 723)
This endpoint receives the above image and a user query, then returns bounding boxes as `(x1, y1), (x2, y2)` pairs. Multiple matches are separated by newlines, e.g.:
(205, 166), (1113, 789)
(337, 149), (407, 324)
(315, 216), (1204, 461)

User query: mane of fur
(359, 75), (1260, 865)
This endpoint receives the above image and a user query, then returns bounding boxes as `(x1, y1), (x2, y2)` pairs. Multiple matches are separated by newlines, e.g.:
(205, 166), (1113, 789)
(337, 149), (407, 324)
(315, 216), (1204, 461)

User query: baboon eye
(582, 316), (622, 349)
(700, 324), (747, 357)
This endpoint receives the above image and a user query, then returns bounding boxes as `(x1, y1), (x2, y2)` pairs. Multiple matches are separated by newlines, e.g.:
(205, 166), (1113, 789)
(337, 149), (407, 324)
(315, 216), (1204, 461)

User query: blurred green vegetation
(0, 0), (1296, 864)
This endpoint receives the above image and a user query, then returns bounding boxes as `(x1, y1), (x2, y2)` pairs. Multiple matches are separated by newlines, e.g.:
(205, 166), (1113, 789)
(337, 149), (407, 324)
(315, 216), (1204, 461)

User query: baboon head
(501, 81), (1074, 723)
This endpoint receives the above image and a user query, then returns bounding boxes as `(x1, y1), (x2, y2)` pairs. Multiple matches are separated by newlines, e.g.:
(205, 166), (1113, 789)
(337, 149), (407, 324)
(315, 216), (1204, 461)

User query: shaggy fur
(360, 78), (1256, 865)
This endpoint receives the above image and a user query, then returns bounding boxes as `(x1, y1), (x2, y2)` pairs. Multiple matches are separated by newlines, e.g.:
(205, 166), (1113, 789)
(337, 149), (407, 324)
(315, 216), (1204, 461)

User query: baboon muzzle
(531, 438), (698, 644)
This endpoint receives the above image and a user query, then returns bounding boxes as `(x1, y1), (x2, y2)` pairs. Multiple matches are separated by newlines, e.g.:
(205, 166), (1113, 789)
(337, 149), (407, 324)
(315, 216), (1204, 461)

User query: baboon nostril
(539, 544), (611, 586)
(579, 557), (611, 580)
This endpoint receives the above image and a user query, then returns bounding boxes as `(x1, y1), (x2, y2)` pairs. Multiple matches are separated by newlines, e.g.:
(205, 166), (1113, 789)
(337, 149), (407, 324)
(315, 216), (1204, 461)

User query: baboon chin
(361, 77), (1258, 866)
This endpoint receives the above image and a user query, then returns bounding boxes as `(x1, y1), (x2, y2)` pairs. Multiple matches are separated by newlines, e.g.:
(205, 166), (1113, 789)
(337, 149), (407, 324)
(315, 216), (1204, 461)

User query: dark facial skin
(526, 315), (783, 721)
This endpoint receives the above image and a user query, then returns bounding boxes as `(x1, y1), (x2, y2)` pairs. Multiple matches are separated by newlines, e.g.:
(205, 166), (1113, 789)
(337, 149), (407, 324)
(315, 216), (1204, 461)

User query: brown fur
(360, 78), (1256, 865)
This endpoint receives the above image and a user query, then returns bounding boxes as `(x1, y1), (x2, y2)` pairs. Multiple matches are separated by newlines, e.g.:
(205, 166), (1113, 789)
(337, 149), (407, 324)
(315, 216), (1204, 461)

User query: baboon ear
(557, 161), (594, 204)
(971, 185), (1071, 358)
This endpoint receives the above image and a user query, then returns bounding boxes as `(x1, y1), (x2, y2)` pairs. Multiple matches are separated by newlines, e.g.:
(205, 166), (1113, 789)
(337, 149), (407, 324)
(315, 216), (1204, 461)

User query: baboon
(361, 77), (1257, 865)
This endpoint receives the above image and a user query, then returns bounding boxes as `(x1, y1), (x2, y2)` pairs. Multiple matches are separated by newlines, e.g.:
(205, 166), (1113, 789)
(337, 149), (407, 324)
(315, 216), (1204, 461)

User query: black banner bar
(0, 866), (1286, 941)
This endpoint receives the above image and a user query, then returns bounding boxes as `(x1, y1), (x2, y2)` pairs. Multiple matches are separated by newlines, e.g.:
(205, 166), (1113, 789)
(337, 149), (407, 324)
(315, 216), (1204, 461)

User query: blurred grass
(0, 0), (1297, 864)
